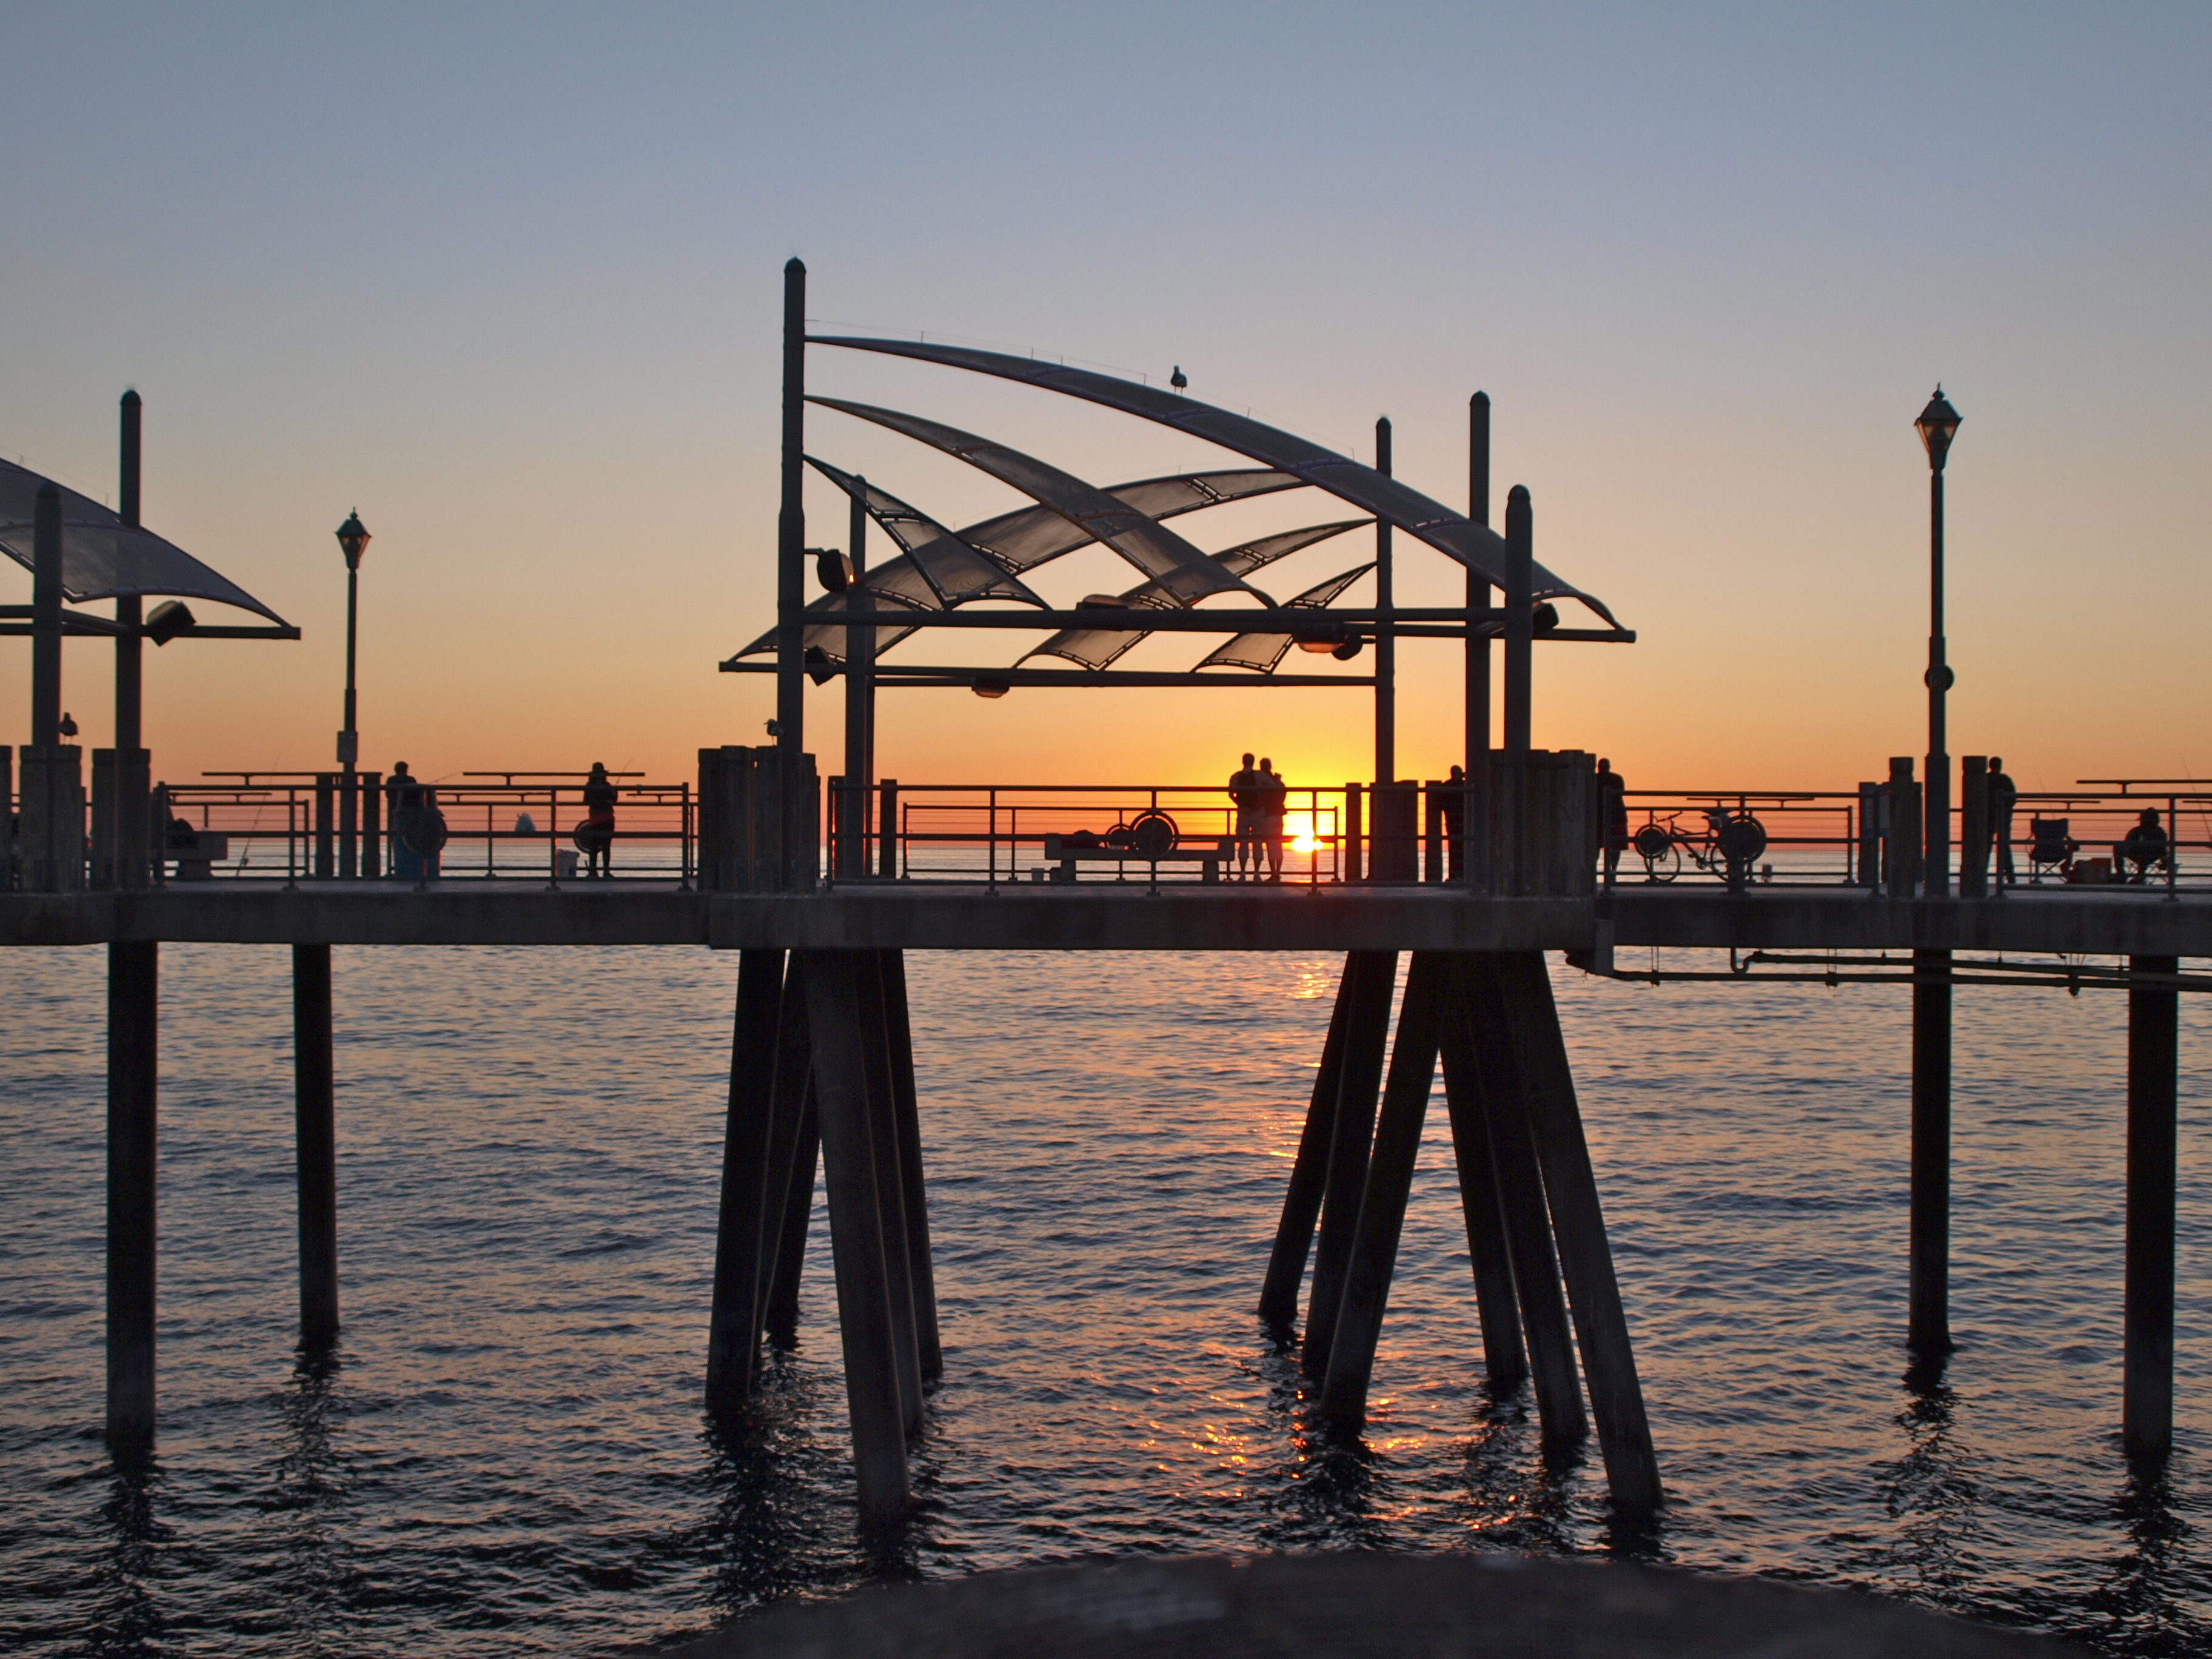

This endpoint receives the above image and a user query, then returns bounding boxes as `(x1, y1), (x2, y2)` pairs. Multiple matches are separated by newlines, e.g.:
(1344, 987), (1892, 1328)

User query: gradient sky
(2, 3), (2205, 800)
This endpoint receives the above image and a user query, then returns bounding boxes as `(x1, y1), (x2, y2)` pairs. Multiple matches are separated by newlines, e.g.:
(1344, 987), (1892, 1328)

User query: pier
(3, 267), (2203, 1538)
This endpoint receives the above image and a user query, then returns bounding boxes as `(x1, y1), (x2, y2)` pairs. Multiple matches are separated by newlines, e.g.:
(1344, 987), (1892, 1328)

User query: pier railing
(149, 774), (695, 885)
(11, 763), (2207, 897)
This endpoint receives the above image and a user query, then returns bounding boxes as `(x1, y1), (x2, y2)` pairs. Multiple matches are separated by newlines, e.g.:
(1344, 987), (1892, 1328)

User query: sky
(2, 2), (2206, 800)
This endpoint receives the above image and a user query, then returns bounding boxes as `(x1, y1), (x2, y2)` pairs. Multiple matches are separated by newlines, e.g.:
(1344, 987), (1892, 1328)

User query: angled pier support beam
(293, 944), (340, 1347)
(764, 1078), (819, 1349)
(1909, 947), (1954, 1359)
(107, 939), (159, 1447)
(1302, 950), (1398, 1373)
(856, 952), (925, 1435)
(1321, 952), (1449, 1421)
(705, 948), (788, 1410)
(801, 949), (912, 1529)
(1489, 951), (1661, 1510)
(2125, 955), (2179, 1459)
(881, 950), (940, 1381)
(1259, 964), (1355, 1328)
(1460, 956), (1586, 1447)
(1437, 960), (1527, 1389)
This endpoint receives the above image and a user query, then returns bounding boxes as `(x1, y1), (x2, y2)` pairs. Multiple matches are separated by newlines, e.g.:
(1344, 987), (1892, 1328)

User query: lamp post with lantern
(335, 511), (370, 877)
(1914, 389), (1961, 893)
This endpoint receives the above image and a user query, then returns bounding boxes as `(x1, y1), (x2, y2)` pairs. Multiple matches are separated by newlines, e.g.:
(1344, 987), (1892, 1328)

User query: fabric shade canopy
(0, 457), (287, 623)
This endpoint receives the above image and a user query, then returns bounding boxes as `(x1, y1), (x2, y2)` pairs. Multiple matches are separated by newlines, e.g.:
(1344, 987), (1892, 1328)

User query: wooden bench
(166, 832), (230, 881)
(1039, 835), (1234, 884)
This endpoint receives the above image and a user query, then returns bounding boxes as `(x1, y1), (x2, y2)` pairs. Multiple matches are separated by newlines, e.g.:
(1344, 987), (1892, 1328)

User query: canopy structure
(808, 336), (1617, 626)
(1027, 520), (1370, 671)
(0, 457), (288, 623)
(729, 466), (1313, 668)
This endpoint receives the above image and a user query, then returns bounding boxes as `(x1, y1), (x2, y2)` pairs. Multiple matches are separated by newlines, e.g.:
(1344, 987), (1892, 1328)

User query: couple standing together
(1228, 752), (1287, 881)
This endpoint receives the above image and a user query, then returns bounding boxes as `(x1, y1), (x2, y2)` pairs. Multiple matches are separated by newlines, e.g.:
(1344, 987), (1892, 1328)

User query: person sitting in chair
(2115, 808), (2170, 883)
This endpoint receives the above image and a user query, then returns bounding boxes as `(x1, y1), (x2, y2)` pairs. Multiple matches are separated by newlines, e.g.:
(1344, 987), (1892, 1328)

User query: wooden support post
(1302, 950), (1397, 1372)
(1459, 956), (1585, 1446)
(1259, 960), (1355, 1327)
(856, 953), (925, 1435)
(800, 950), (911, 1528)
(2125, 955), (2179, 1458)
(106, 939), (159, 1446)
(1321, 953), (1449, 1421)
(1490, 951), (1661, 1510)
(1909, 947), (1953, 1358)
(881, 950), (941, 1381)
(764, 1081), (819, 1347)
(1436, 957), (1527, 1389)
(292, 944), (340, 1346)
(705, 949), (786, 1410)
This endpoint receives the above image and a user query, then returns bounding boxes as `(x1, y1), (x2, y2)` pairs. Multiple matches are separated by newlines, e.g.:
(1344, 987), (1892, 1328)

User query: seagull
(764, 718), (782, 737)
(1169, 366), (1187, 393)
(58, 711), (78, 739)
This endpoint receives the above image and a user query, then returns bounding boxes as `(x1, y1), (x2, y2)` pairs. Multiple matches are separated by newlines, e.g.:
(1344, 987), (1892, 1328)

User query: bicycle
(1631, 804), (1768, 888)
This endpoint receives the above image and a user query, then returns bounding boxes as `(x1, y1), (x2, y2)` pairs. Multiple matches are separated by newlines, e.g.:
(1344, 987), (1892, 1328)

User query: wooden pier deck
(5, 881), (2208, 956)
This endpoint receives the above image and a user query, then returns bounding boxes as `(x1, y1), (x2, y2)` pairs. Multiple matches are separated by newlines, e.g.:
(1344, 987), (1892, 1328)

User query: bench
(167, 832), (230, 881)
(1039, 835), (1235, 884)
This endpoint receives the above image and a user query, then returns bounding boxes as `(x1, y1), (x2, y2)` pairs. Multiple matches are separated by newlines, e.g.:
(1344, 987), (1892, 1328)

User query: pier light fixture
(1915, 387), (1961, 472)
(971, 674), (1011, 699)
(332, 510), (368, 860)
(335, 511), (370, 569)
(1913, 386), (1961, 903)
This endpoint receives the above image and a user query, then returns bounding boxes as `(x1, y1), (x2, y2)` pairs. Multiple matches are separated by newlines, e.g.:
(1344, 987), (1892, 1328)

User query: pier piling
(1491, 951), (1661, 1510)
(1321, 952), (1447, 1422)
(765, 1079), (819, 1348)
(856, 953), (925, 1435)
(292, 944), (340, 1346)
(1459, 956), (1585, 1447)
(1259, 963), (1355, 1327)
(1909, 947), (1954, 1358)
(881, 951), (940, 1380)
(1437, 964), (1527, 1388)
(106, 939), (159, 1446)
(706, 949), (788, 1409)
(1302, 950), (1397, 1373)
(2125, 954), (2180, 1458)
(800, 950), (912, 1527)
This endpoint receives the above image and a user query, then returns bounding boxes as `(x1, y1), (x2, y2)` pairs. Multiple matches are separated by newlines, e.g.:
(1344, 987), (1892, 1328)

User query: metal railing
(153, 775), (695, 885)
(825, 780), (1347, 890)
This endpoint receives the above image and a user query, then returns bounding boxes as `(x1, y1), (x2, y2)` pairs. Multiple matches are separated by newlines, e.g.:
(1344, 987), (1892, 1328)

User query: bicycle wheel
(1633, 824), (1681, 883)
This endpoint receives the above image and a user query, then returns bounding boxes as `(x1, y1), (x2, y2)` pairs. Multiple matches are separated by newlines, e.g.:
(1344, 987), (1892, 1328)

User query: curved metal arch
(810, 398), (1262, 606)
(724, 469), (1307, 666)
(1027, 519), (1371, 672)
(809, 336), (1617, 626)
(959, 468), (1303, 572)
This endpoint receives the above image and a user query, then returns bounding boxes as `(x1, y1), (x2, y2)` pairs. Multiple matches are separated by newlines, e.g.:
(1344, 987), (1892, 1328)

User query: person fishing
(579, 762), (618, 879)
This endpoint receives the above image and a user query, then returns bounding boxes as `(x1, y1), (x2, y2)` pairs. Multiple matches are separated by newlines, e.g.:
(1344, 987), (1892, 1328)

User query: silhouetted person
(1443, 764), (1468, 879)
(580, 762), (618, 878)
(1228, 751), (1263, 880)
(1988, 757), (2017, 888)
(1597, 758), (1628, 882)
(1257, 757), (1287, 880)
(2116, 808), (2169, 883)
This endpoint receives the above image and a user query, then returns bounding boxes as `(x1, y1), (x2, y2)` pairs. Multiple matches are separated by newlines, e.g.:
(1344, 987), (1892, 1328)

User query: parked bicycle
(1631, 804), (1768, 888)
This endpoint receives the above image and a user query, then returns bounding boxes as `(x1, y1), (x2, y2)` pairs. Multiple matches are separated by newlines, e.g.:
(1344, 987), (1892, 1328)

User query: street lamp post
(335, 511), (370, 877)
(1914, 388), (1961, 894)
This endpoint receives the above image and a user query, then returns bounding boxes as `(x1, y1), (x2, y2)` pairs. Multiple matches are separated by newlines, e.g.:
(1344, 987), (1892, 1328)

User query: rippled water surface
(2, 943), (2209, 1654)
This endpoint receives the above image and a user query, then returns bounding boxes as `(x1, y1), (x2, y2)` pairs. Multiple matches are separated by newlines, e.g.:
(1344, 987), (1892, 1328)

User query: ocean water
(1, 942), (2208, 1655)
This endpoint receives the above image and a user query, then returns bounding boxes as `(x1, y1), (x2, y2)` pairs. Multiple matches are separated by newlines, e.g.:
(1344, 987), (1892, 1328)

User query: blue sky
(2, 3), (2205, 789)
